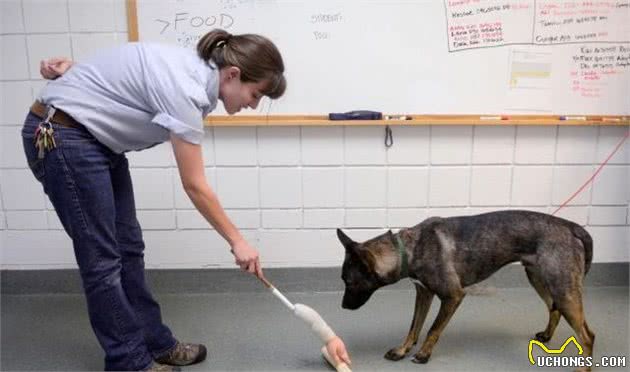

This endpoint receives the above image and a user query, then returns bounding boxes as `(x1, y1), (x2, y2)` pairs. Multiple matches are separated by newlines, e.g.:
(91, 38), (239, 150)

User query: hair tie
(216, 40), (227, 48)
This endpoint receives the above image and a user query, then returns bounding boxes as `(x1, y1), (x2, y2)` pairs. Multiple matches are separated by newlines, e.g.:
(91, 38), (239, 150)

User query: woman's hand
(325, 336), (352, 367)
(40, 57), (74, 80)
(231, 239), (263, 278)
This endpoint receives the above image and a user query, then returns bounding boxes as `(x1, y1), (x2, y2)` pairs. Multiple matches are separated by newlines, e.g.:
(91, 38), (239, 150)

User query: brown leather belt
(30, 101), (82, 129)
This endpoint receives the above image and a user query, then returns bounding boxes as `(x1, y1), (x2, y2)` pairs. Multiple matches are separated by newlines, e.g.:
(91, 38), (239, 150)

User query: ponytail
(197, 29), (286, 99)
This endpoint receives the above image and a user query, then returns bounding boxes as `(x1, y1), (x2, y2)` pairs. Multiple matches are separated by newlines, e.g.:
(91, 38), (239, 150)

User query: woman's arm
(40, 57), (74, 80)
(170, 133), (263, 278)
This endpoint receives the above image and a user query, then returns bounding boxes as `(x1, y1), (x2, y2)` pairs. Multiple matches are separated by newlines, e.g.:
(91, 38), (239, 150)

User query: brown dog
(337, 210), (594, 370)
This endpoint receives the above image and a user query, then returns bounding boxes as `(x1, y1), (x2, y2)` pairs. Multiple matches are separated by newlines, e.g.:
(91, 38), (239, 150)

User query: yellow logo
(528, 336), (583, 365)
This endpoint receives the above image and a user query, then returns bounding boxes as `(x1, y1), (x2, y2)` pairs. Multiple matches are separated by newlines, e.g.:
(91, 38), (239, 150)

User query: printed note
(506, 50), (553, 112)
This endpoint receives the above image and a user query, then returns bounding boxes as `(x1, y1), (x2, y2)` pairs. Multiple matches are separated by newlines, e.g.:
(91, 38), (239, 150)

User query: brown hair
(197, 29), (286, 99)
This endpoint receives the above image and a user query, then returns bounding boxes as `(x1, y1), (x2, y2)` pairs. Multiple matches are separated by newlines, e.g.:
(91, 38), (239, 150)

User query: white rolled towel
(293, 303), (336, 343)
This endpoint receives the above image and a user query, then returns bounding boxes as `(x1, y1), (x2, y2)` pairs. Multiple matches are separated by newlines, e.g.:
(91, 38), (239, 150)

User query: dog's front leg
(412, 292), (465, 364)
(385, 284), (434, 361)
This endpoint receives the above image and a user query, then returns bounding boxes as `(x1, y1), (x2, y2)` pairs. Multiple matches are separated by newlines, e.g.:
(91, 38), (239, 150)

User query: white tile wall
(303, 209), (344, 228)
(71, 33), (121, 62)
(225, 210), (260, 229)
(257, 127), (300, 166)
(515, 126), (556, 164)
(46, 211), (63, 230)
(427, 207), (470, 218)
(552, 166), (595, 205)
(68, 0), (117, 32)
(130, 168), (174, 209)
(1, 81), (33, 125)
(591, 165), (629, 205)
(2, 230), (75, 266)
(176, 209), (210, 230)
(588, 226), (629, 262)
(472, 126), (515, 164)
(589, 206), (627, 226)
(429, 167), (470, 207)
(261, 209), (302, 228)
(431, 126), (472, 165)
(386, 126), (430, 165)
(1, 0), (628, 269)
(344, 127), (387, 165)
(302, 168), (344, 207)
(137, 210), (176, 230)
(23, 0), (69, 33)
(387, 167), (428, 207)
(301, 127), (343, 165)
(345, 209), (386, 228)
(1, 127), (24, 168)
(556, 127), (598, 164)
(215, 167), (259, 208)
(1, 0), (24, 34)
(345, 167), (387, 207)
(511, 166), (553, 206)
(553, 206), (589, 226)
(597, 127), (628, 165)
(259, 168), (301, 208)
(1, 36), (30, 80)
(5, 210), (47, 230)
(127, 143), (174, 168)
(112, 0), (128, 32)
(470, 166), (511, 206)
(1, 169), (46, 210)
(387, 208), (428, 228)
(214, 127), (257, 165)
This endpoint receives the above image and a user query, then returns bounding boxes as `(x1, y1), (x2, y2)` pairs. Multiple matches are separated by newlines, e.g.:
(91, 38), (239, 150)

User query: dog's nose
(341, 299), (359, 310)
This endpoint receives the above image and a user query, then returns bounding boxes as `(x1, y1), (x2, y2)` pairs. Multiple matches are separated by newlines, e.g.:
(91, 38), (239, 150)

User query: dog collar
(395, 235), (409, 277)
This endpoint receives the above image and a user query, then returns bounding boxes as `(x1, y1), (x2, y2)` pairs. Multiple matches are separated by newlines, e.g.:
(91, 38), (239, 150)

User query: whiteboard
(131, 0), (630, 115)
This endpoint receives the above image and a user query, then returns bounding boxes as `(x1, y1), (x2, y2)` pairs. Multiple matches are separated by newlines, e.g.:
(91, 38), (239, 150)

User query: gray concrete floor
(1, 286), (628, 371)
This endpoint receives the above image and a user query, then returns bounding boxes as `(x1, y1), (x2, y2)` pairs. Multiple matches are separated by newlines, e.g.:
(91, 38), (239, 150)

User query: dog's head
(337, 228), (399, 310)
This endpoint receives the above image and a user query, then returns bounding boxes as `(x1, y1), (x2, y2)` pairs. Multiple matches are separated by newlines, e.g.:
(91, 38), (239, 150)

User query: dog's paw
(384, 348), (406, 361)
(535, 331), (551, 343)
(411, 352), (431, 364)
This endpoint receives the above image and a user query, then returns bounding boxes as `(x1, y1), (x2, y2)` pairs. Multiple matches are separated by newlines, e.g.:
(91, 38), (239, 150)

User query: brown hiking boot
(145, 361), (181, 371)
(155, 341), (207, 366)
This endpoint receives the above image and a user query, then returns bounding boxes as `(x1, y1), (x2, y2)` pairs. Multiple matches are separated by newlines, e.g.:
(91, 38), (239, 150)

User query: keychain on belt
(34, 106), (57, 159)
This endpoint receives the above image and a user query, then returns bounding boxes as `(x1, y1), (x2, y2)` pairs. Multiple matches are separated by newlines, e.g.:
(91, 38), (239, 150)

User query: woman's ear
(227, 66), (241, 80)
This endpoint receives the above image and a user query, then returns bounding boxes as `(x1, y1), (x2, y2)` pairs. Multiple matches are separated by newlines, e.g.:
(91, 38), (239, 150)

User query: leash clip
(44, 106), (56, 124)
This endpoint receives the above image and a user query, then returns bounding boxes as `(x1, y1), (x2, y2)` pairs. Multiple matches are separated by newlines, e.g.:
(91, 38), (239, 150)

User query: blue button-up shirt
(39, 42), (219, 153)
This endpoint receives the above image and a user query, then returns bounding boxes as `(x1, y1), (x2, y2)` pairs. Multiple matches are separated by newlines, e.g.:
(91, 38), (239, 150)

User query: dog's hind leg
(384, 284), (434, 361)
(525, 268), (561, 342)
(412, 291), (465, 364)
(556, 293), (595, 372)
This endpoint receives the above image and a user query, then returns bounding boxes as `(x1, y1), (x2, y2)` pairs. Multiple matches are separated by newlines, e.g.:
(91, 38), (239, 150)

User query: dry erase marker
(480, 116), (509, 120)
(559, 116), (587, 120)
(385, 115), (413, 120)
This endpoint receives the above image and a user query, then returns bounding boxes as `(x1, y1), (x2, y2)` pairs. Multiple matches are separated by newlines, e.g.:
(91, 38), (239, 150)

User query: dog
(337, 210), (594, 370)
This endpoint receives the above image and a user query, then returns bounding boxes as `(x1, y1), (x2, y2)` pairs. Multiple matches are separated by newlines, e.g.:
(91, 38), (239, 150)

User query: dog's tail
(572, 225), (593, 275)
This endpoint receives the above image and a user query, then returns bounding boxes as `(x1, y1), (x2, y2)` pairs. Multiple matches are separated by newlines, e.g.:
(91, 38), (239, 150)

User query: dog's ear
(337, 228), (357, 250)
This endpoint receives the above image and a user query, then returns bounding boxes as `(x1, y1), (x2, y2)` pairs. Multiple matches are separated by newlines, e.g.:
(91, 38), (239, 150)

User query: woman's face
(219, 67), (266, 115)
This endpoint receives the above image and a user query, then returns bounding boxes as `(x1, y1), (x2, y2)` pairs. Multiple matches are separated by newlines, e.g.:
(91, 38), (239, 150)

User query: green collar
(394, 235), (408, 277)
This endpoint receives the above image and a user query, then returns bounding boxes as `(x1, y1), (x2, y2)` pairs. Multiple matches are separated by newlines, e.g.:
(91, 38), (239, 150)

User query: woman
(26, 29), (349, 371)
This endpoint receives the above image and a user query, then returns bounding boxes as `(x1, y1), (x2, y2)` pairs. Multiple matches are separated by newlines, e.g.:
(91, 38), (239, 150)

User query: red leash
(551, 129), (629, 215)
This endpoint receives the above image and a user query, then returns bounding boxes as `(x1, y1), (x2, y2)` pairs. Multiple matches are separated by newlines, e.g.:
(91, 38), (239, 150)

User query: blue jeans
(22, 112), (176, 370)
